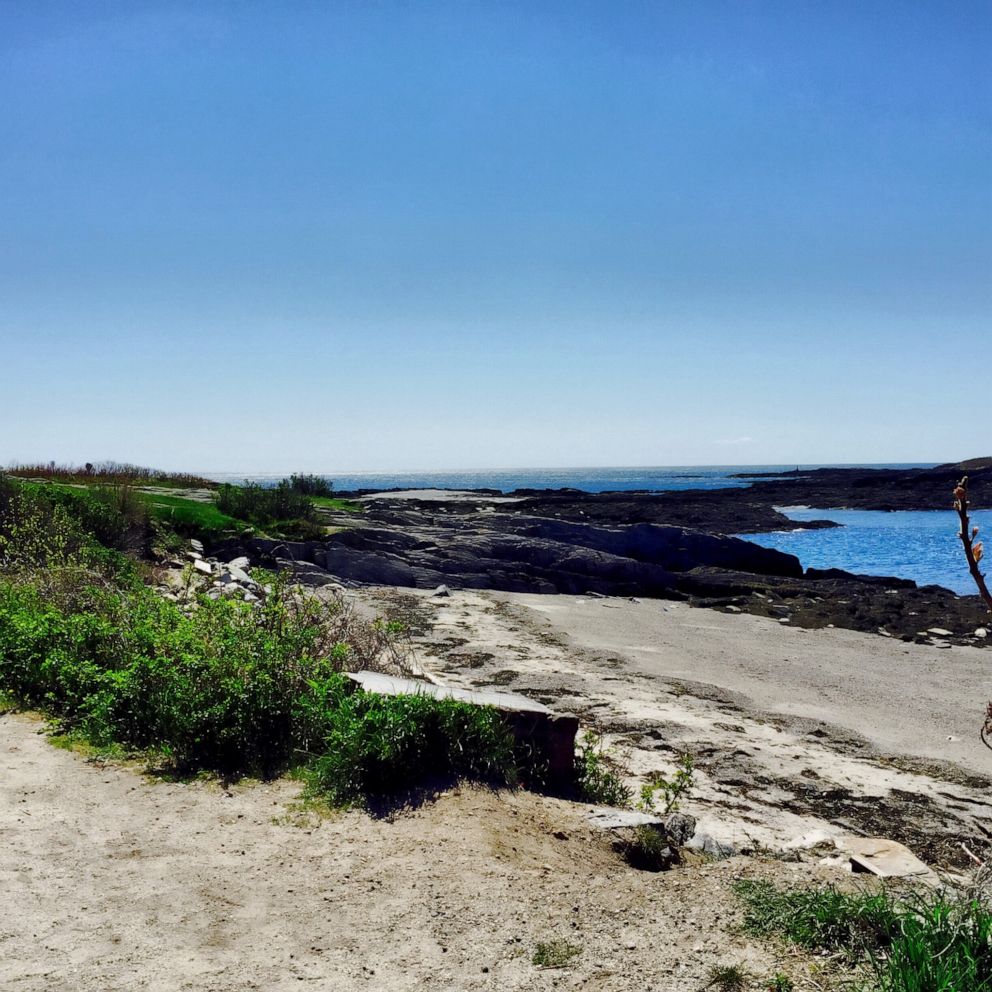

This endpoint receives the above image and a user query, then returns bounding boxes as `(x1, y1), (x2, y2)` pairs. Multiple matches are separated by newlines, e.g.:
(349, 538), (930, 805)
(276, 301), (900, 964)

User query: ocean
(223, 463), (932, 495)
(217, 463), (986, 595)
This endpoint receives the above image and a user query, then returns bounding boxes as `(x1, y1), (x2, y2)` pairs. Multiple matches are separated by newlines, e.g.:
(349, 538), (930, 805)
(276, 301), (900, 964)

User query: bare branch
(954, 476), (992, 751)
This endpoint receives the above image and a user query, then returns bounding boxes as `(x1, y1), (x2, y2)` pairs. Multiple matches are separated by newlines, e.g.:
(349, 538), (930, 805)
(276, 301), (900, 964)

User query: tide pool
(739, 507), (992, 595)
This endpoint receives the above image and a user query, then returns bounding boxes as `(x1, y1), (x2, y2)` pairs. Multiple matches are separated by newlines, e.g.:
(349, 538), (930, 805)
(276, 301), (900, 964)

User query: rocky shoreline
(203, 461), (991, 649)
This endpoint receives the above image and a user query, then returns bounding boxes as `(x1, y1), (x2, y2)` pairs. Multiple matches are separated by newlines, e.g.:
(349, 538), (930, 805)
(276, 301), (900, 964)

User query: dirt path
(1, 712), (825, 992)
(385, 589), (992, 866)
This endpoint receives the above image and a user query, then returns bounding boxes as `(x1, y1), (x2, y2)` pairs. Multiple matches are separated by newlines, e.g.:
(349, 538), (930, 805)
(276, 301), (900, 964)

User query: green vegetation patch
(137, 491), (244, 538)
(532, 939), (582, 968)
(312, 495), (363, 513)
(0, 474), (520, 801)
(735, 879), (992, 991)
(306, 686), (516, 806)
(573, 730), (632, 807)
(217, 480), (317, 527)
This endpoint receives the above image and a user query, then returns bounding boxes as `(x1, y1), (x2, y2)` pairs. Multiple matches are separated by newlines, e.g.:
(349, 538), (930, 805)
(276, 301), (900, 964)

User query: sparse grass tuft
(735, 878), (992, 991)
(532, 939), (582, 968)
(734, 879), (898, 960)
(623, 823), (673, 871)
(765, 974), (794, 992)
(706, 963), (748, 991)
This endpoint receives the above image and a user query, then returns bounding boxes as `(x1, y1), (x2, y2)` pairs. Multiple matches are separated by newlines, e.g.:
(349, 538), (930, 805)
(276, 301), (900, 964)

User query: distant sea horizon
(210, 463), (938, 494)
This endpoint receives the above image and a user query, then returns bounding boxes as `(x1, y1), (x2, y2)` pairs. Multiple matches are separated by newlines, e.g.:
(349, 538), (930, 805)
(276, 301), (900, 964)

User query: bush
(0, 576), (345, 772)
(307, 684), (517, 805)
(216, 480), (318, 527)
(624, 824), (673, 871)
(288, 473), (334, 497)
(574, 730), (632, 806)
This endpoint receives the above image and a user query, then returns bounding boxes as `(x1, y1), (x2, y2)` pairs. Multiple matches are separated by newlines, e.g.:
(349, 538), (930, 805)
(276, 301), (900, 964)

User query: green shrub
(623, 823), (674, 871)
(638, 753), (695, 814)
(216, 480), (318, 527)
(0, 576), (346, 772)
(0, 476), (150, 558)
(288, 473), (334, 497)
(574, 730), (632, 806)
(307, 686), (517, 806)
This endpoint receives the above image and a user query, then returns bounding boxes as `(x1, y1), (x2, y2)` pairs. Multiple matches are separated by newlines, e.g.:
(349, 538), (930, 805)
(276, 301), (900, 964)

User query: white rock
(228, 556), (250, 570)
(725, 605), (742, 613)
(975, 628), (988, 639)
(189, 539), (204, 553)
(928, 628), (953, 637)
(193, 559), (213, 575)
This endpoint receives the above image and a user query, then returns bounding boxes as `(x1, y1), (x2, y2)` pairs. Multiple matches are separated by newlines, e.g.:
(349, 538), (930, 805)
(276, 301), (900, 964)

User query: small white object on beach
(975, 628), (988, 638)
(928, 628), (953, 638)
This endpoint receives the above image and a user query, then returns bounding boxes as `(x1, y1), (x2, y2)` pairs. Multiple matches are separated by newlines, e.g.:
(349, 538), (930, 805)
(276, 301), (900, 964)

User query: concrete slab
(585, 808), (664, 831)
(345, 672), (550, 714)
(835, 836), (937, 882)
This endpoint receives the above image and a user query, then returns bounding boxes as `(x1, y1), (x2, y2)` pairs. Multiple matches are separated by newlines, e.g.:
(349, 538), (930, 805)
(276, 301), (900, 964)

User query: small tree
(953, 477), (992, 748)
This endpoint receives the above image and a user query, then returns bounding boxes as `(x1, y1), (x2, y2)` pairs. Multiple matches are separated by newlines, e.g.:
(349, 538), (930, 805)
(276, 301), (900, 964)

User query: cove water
(738, 507), (992, 596)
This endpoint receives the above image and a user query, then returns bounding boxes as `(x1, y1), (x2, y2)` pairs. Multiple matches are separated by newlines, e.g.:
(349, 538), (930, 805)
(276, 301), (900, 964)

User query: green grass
(312, 496), (362, 513)
(735, 879), (899, 959)
(137, 491), (244, 537)
(735, 879), (992, 991)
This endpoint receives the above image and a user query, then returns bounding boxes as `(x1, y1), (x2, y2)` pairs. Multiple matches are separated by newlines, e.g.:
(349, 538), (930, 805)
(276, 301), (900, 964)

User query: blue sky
(1, 1), (989, 472)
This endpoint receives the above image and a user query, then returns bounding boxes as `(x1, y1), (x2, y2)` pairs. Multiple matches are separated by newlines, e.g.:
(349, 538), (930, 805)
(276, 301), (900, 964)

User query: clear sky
(1, 1), (989, 473)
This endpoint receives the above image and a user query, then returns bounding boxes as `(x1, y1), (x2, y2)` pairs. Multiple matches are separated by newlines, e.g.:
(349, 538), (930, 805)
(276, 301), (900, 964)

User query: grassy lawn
(312, 496), (363, 513)
(137, 491), (243, 534)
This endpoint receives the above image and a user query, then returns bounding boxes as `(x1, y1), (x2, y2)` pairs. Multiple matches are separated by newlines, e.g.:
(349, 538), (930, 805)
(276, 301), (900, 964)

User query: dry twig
(953, 477), (992, 750)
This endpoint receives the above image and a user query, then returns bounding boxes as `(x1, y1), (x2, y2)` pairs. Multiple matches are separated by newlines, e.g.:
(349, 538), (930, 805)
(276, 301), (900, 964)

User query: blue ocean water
(738, 507), (992, 596)
(221, 463), (932, 495)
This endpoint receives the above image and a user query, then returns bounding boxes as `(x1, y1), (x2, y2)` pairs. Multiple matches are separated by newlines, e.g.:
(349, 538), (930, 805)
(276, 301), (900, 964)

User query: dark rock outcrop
(215, 514), (803, 600)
